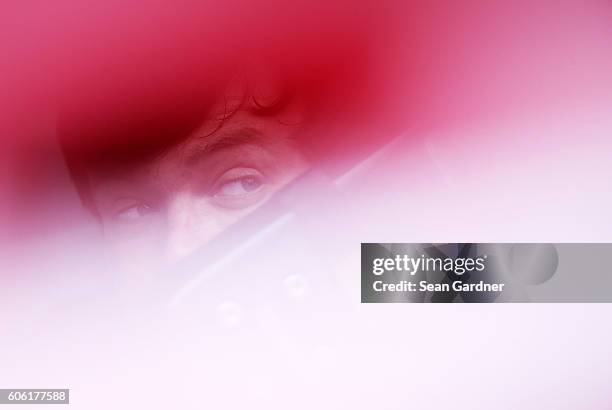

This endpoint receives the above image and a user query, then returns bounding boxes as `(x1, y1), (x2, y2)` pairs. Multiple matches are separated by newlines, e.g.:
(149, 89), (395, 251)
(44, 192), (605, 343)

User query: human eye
(114, 203), (156, 222)
(210, 167), (267, 208)
(216, 176), (262, 196)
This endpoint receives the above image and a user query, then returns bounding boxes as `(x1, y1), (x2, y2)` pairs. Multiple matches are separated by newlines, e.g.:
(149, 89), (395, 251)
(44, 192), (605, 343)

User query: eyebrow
(184, 126), (266, 166)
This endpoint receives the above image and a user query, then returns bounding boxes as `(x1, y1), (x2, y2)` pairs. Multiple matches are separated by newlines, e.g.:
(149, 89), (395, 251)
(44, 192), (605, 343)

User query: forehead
(182, 104), (304, 162)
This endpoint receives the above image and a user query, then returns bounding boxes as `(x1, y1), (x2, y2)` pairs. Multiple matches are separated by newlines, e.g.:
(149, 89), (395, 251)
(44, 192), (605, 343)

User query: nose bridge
(164, 191), (207, 262)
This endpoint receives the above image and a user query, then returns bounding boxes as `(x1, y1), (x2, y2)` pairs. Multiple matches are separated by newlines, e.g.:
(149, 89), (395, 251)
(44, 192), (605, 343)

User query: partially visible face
(87, 98), (308, 279)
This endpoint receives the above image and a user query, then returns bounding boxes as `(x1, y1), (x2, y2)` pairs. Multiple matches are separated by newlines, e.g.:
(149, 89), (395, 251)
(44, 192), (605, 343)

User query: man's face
(86, 100), (308, 273)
